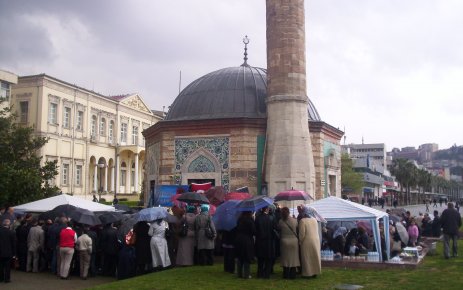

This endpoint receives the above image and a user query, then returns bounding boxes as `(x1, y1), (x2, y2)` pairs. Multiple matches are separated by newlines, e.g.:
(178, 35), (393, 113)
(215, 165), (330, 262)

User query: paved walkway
(371, 202), (454, 217)
(3, 270), (115, 290)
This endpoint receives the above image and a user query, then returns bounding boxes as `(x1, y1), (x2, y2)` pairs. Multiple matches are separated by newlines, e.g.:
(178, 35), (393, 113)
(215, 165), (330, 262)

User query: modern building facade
(10, 74), (162, 199)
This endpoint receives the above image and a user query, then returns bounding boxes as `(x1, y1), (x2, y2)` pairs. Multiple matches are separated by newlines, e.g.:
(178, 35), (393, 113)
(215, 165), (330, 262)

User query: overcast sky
(1, 0), (462, 150)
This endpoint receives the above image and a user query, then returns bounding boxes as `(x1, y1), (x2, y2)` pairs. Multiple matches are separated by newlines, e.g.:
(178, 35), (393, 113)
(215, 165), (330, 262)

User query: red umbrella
(224, 192), (252, 201)
(274, 190), (313, 202)
(170, 194), (187, 208)
(205, 186), (226, 206)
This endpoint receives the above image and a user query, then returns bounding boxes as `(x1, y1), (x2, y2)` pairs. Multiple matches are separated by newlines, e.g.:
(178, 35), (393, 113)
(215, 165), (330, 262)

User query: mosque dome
(165, 64), (321, 122)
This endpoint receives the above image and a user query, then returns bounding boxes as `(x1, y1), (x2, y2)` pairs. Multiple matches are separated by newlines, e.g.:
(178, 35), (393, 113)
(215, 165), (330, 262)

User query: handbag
(179, 219), (188, 237)
(125, 229), (137, 246)
(205, 216), (214, 239)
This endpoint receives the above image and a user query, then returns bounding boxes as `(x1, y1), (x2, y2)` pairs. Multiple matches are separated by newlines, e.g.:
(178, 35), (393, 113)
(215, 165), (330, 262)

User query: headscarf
(303, 206), (326, 223)
(186, 205), (196, 213)
(200, 204), (210, 213)
(333, 227), (347, 239)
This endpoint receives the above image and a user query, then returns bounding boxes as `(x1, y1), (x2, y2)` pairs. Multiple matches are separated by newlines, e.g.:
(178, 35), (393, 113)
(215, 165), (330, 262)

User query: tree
(0, 99), (59, 206)
(341, 153), (364, 195)
(390, 158), (418, 205)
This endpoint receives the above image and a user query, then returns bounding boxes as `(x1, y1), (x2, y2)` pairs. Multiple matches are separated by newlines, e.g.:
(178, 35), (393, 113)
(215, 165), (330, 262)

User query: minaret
(265, 0), (315, 196)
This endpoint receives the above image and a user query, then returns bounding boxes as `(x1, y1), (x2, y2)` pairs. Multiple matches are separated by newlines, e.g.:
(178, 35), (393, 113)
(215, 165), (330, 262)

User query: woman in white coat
(148, 219), (171, 269)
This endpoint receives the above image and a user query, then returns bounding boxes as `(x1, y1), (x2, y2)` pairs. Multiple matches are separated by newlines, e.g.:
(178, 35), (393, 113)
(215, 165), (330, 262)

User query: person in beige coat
(298, 207), (321, 278)
(278, 207), (300, 279)
(76, 227), (92, 280)
(26, 219), (44, 273)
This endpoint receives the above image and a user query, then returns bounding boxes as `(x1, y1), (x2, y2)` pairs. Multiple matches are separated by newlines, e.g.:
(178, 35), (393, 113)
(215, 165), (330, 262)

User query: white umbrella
(395, 222), (409, 245)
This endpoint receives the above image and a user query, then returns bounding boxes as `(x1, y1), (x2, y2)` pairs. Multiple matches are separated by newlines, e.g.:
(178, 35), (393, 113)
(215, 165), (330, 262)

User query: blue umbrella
(236, 195), (274, 212)
(135, 207), (168, 222)
(213, 200), (241, 231)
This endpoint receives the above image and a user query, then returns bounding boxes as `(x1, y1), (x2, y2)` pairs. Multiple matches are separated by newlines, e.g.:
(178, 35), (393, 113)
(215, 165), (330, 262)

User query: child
(407, 218), (419, 247)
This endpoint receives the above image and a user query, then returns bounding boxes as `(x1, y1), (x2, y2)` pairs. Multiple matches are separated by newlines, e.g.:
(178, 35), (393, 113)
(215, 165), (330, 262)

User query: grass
(88, 241), (463, 290)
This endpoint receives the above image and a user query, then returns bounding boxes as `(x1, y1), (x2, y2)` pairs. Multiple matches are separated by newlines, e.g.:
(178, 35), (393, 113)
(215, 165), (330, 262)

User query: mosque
(143, 0), (343, 201)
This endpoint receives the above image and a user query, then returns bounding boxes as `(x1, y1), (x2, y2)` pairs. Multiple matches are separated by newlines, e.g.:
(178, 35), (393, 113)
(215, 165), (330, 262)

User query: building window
(62, 163), (69, 185)
(49, 103), (58, 124)
(99, 118), (106, 136)
(120, 123), (127, 143)
(91, 115), (97, 137)
(109, 121), (114, 144)
(0, 81), (10, 101)
(77, 111), (84, 130)
(63, 107), (71, 128)
(76, 165), (82, 186)
(132, 126), (138, 145)
(120, 162), (127, 186)
(19, 101), (28, 123)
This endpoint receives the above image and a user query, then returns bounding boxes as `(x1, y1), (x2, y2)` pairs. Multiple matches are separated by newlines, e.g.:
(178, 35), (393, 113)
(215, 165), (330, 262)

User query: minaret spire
(242, 35), (249, 66)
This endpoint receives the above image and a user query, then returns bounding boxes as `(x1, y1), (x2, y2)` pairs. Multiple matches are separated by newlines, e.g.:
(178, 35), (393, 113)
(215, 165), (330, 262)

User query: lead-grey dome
(165, 64), (321, 121)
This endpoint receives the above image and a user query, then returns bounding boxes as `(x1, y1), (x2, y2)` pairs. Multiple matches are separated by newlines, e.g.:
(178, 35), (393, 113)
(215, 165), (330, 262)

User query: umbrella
(68, 208), (100, 226)
(177, 192), (210, 204)
(356, 220), (373, 235)
(224, 192), (252, 201)
(170, 194), (187, 208)
(274, 189), (313, 201)
(236, 195), (273, 212)
(389, 215), (401, 223)
(205, 186), (226, 206)
(136, 207), (168, 222)
(99, 212), (124, 225)
(395, 221), (409, 245)
(114, 204), (132, 213)
(213, 200), (240, 231)
(42, 204), (78, 220)
(327, 220), (357, 231)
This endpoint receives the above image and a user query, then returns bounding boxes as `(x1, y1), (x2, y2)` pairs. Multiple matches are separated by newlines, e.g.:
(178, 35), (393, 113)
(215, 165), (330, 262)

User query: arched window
(120, 162), (127, 186)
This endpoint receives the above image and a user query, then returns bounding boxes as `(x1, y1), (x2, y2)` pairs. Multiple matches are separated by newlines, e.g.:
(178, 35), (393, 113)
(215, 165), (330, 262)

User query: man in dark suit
(440, 202), (462, 259)
(0, 219), (16, 283)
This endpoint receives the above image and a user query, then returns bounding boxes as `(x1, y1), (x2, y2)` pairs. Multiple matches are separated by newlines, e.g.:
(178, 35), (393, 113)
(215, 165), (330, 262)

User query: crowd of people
(1, 199), (460, 284)
(0, 202), (325, 283)
(319, 202), (461, 261)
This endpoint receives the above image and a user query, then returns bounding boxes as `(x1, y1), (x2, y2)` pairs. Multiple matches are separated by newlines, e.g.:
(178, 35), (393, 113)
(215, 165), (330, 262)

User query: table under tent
(310, 196), (390, 261)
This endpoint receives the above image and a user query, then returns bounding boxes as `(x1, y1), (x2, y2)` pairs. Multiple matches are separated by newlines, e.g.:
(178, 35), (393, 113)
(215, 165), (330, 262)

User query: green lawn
(88, 241), (463, 290)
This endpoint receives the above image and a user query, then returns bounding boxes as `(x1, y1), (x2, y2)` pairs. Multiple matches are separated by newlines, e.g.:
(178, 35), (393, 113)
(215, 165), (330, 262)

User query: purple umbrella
(274, 190), (313, 202)
(213, 200), (241, 231)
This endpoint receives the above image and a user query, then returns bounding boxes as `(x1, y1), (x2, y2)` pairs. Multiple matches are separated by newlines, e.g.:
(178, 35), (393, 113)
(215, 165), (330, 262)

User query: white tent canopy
(310, 196), (390, 261)
(14, 194), (115, 212)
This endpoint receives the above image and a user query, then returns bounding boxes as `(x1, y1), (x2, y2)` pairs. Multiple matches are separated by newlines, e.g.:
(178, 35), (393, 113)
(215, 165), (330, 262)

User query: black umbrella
(41, 204), (78, 220)
(68, 208), (100, 226)
(236, 195), (273, 212)
(177, 192), (210, 204)
(99, 212), (124, 225)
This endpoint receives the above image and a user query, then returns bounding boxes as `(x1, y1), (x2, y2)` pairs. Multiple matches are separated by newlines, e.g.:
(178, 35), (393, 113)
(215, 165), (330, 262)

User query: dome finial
(242, 35), (250, 66)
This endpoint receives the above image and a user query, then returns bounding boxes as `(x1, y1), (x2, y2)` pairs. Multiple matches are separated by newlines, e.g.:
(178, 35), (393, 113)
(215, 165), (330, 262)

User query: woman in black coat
(234, 211), (255, 279)
(133, 221), (152, 274)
